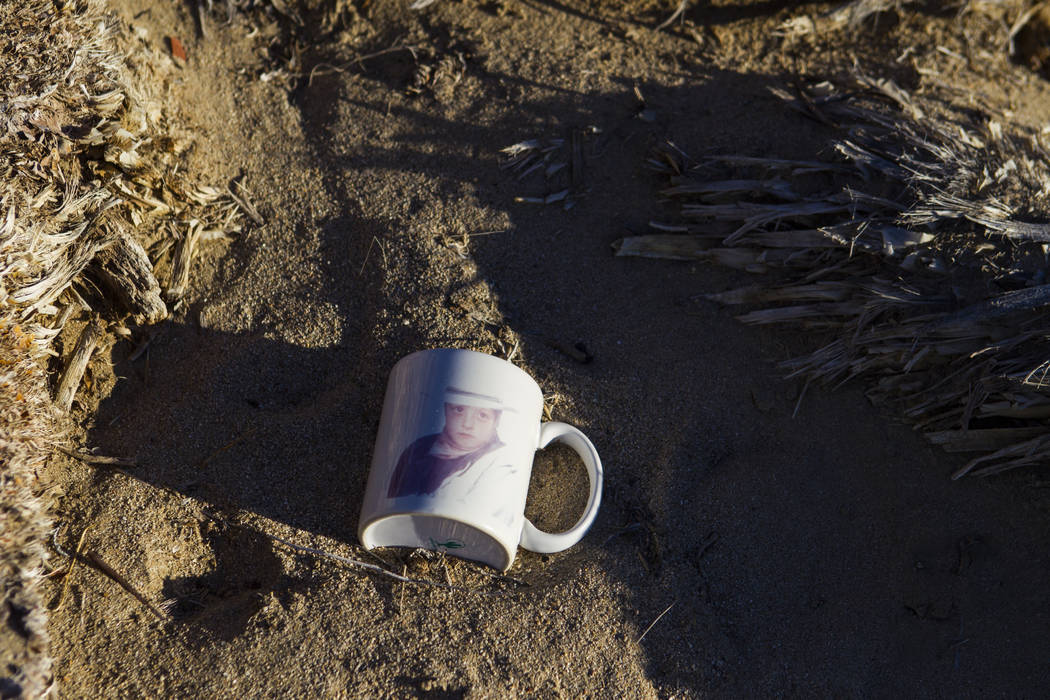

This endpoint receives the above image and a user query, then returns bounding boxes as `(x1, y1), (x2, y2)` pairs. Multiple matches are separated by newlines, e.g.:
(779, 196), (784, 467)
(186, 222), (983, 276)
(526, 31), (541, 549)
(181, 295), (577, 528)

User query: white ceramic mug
(358, 348), (603, 571)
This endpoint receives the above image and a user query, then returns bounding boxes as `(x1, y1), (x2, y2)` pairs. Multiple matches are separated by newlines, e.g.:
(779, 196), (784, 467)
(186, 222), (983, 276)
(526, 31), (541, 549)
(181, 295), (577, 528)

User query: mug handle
(519, 421), (603, 554)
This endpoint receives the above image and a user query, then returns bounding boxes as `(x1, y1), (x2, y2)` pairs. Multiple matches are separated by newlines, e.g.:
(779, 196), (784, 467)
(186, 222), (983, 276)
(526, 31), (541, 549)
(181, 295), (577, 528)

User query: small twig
(51, 527), (69, 559)
(362, 547), (397, 569)
(399, 565), (407, 614)
(128, 327), (161, 363)
(695, 532), (719, 561)
(84, 550), (168, 621)
(505, 337), (520, 363)
(442, 553), (454, 586)
(468, 567), (529, 587)
(1008, 2), (1046, 57)
(359, 235), (387, 274)
(228, 175), (265, 226)
(792, 377), (811, 418)
(603, 523), (644, 546)
(525, 331), (594, 364)
(307, 45), (419, 86)
(58, 446), (137, 468)
(637, 600), (676, 642)
(265, 530), (457, 589)
(194, 0), (208, 39)
(196, 427), (255, 469)
(56, 526), (92, 610)
(656, 0), (689, 30)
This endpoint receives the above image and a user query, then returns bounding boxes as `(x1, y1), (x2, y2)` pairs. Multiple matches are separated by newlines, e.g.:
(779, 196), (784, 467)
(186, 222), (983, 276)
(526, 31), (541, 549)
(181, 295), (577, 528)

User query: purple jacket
(387, 433), (505, 498)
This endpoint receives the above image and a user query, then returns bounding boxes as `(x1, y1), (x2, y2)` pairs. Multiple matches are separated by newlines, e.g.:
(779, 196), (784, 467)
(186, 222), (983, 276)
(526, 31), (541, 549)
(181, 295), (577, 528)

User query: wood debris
(619, 72), (1050, 476)
(775, 0), (918, 36)
(57, 446), (137, 469)
(500, 129), (599, 210)
(166, 220), (204, 302)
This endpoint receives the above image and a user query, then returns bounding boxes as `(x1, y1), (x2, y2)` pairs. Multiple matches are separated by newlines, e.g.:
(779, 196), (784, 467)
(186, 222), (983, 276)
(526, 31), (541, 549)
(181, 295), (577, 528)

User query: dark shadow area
(91, 321), (403, 544)
(519, 0), (959, 31)
(530, 0), (820, 27)
(84, 6), (1050, 695)
(393, 674), (469, 699)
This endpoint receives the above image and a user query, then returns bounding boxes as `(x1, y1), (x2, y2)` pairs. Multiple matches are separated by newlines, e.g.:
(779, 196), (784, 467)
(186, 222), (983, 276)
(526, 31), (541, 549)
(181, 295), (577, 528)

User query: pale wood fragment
(55, 316), (104, 412)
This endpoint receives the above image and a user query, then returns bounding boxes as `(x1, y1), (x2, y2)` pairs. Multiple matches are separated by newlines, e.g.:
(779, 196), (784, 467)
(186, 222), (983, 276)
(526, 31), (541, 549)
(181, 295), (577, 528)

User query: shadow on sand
(87, 20), (1050, 694)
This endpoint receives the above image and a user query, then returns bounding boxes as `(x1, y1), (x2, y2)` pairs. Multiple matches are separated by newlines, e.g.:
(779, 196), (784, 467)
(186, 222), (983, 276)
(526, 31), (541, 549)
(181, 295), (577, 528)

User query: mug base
(359, 513), (513, 571)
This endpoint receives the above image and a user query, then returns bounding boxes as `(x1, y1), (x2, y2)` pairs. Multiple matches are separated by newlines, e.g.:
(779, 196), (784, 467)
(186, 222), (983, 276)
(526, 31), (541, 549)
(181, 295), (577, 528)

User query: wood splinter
(57, 445), (137, 468)
(166, 220), (202, 302)
(54, 316), (105, 413)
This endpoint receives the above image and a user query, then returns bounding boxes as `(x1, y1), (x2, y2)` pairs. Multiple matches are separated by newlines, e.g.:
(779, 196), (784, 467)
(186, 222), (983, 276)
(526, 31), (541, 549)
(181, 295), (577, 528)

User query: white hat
(443, 385), (516, 412)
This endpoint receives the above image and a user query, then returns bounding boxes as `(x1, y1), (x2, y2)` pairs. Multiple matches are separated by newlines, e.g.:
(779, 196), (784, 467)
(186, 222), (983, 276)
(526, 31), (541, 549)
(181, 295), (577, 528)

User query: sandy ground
(42, 0), (1050, 697)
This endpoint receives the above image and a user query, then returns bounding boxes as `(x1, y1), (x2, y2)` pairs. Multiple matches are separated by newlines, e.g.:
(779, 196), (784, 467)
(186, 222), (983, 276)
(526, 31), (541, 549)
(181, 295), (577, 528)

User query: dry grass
(0, 1), (249, 695)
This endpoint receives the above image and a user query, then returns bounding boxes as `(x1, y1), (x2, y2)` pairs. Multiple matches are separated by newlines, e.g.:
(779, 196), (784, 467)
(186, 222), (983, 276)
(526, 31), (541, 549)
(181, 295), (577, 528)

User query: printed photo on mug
(385, 384), (530, 531)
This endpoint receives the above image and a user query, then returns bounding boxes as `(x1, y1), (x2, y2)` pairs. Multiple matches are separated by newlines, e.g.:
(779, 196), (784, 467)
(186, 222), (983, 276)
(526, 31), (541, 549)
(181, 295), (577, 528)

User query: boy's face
(442, 403), (499, 452)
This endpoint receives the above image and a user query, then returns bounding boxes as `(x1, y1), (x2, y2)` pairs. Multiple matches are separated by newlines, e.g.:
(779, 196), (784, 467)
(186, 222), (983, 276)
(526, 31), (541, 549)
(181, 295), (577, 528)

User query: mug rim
(359, 510), (515, 571)
(393, 348), (543, 400)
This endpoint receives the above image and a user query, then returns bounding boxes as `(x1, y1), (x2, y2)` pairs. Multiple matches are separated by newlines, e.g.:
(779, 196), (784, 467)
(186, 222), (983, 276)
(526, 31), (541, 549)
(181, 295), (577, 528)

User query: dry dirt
(41, 0), (1050, 697)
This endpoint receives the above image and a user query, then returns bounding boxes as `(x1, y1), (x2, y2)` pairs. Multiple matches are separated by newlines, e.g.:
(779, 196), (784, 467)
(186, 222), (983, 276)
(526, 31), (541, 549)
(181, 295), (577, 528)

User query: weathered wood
(662, 178), (800, 201)
(706, 283), (851, 305)
(92, 232), (167, 323)
(55, 316), (104, 412)
(613, 235), (714, 260)
(613, 237), (810, 271)
(928, 283), (1050, 333)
